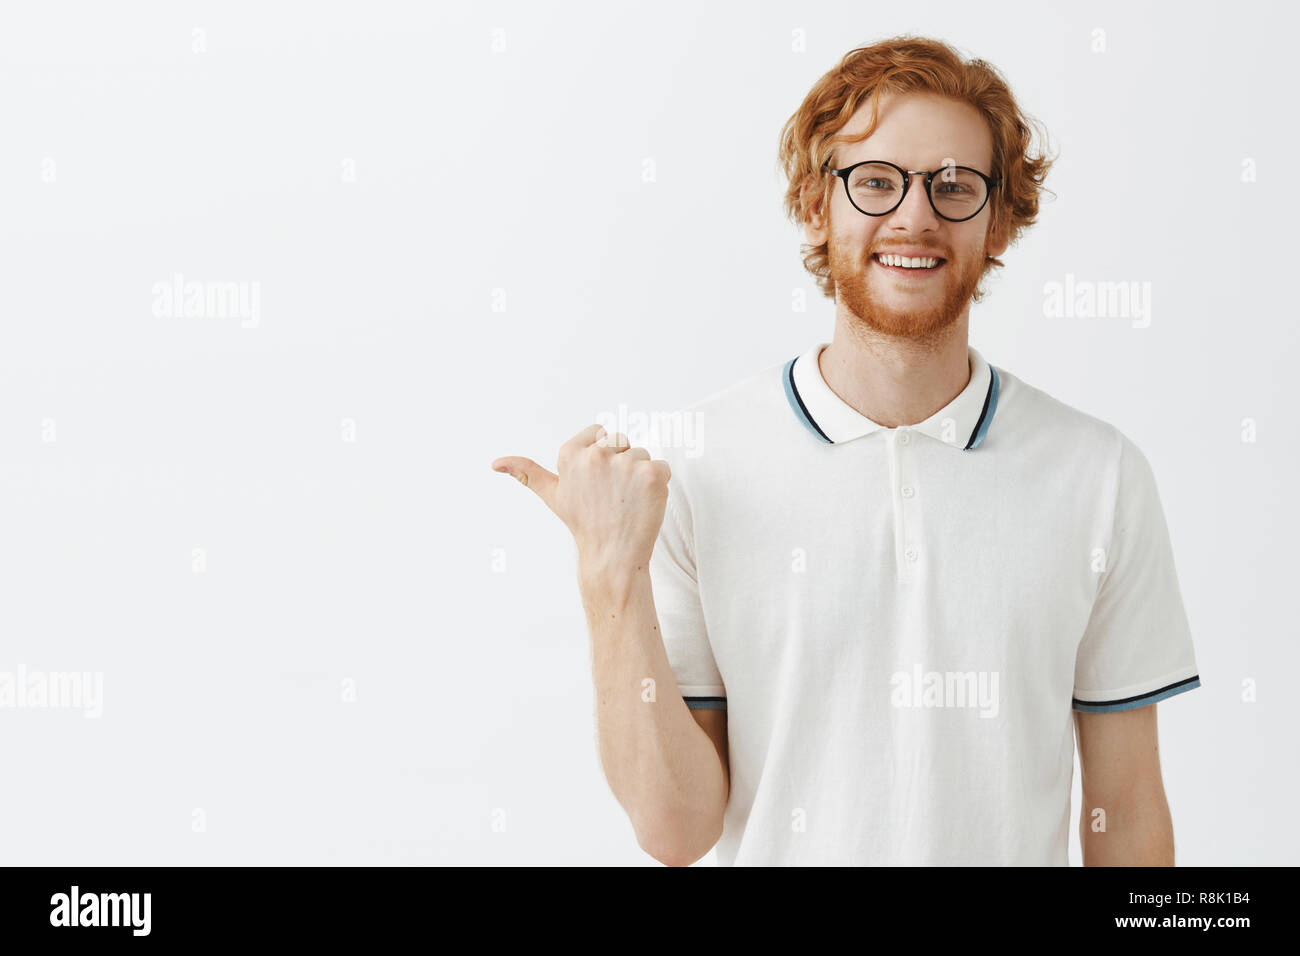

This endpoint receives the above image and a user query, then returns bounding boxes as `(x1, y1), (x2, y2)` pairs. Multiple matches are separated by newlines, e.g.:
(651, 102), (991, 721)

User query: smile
(873, 252), (946, 272)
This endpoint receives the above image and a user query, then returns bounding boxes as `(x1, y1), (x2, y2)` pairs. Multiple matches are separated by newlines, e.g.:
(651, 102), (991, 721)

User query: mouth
(872, 252), (947, 276)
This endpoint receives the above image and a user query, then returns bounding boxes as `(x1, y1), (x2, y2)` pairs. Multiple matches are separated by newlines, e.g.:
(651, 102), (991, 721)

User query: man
(492, 36), (1200, 866)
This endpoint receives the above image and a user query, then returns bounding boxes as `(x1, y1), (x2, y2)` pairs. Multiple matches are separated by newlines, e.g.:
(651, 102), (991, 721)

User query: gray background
(0, 0), (1294, 864)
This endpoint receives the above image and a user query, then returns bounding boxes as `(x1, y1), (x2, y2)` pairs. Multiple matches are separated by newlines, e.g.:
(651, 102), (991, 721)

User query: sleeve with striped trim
(1072, 431), (1201, 713)
(645, 448), (726, 711)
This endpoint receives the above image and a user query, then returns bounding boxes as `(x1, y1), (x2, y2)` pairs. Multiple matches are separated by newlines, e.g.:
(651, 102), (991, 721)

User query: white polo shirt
(645, 342), (1201, 866)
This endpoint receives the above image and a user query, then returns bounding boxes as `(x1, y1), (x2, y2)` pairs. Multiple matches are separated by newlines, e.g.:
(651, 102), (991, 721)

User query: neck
(818, 310), (972, 428)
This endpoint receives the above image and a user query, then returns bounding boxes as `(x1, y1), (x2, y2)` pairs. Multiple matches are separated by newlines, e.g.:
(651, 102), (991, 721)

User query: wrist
(578, 556), (648, 600)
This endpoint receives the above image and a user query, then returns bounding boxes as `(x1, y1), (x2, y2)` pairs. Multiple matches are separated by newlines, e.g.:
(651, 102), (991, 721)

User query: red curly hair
(777, 35), (1057, 302)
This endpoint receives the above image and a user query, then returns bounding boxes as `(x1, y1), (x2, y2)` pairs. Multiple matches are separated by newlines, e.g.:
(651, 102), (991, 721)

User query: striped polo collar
(782, 342), (1000, 449)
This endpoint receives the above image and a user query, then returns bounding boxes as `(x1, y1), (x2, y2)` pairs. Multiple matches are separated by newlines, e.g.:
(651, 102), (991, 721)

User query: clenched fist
(492, 424), (672, 581)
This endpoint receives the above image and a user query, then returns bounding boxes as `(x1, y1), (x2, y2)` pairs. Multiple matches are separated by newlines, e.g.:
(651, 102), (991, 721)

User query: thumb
(491, 456), (560, 513)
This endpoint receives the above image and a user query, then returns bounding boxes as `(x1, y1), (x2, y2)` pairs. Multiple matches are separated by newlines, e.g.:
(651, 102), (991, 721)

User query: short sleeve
(646, 462), (727, 710)
(1072, 433), (1201, 713)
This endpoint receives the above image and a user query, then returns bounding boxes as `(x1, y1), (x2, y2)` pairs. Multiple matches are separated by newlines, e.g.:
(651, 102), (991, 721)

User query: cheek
(833, 222), (878, 251)
(946, 230), (981, 261)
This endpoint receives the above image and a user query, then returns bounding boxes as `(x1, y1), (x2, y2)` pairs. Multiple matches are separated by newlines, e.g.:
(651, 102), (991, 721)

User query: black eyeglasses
(823, 159), (1000, 223)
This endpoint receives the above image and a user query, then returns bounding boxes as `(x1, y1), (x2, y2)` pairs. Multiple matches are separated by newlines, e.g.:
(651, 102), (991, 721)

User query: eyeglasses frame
(822, 158), (1002, 223)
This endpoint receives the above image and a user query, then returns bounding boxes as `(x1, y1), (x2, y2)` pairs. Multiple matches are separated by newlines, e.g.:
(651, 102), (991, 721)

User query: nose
(889, 172), (941, 231)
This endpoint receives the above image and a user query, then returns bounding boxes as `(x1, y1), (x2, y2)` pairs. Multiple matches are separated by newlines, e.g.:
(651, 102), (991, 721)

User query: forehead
(835, 92), (993, 171)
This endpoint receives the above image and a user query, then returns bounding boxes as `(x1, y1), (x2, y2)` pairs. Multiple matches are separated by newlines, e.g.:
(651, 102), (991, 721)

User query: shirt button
(898, 431), (911, 445)
(901, 485), (915, 498)
(905, 548), (918, 562)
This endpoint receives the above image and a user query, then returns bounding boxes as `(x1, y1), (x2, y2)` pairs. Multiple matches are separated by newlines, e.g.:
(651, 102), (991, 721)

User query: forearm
(581, 565), (727, 865)
(1079, 785), (1175, 865)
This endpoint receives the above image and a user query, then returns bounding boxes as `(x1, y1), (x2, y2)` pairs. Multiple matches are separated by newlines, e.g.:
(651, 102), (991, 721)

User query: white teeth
(877, 254), (940, 269)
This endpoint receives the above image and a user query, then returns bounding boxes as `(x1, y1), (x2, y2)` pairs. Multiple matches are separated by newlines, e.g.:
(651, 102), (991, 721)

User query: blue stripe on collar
(963, 366), (1000, 450)
(783, 356), (833, 444)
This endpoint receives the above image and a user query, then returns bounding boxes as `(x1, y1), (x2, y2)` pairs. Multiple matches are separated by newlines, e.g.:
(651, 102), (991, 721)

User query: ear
(801, 174), (830, 246)
(985, 216), (1010, 259)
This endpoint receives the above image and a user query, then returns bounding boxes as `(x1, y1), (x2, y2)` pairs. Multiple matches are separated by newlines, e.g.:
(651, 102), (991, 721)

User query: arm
(1074, 704), (1175, 865)
(583, 567), (729, 866)
(493, 424), (729, 866)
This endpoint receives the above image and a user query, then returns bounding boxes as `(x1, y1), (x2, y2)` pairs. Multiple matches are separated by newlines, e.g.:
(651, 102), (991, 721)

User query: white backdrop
(0, 0), (1295, 865)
